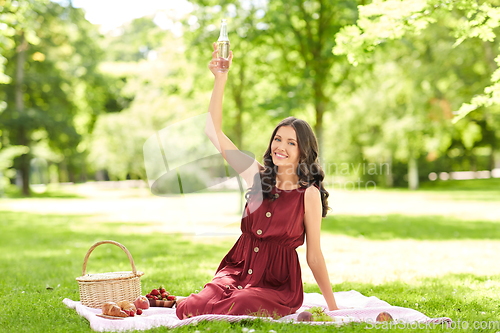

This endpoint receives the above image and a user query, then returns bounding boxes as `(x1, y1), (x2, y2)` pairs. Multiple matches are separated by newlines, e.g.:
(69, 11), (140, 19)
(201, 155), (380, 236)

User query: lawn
(0, 211), (498, 332)
(1, 179), (499, 332)
(386, 178), (500, 202)
(322, 214), (500, 240)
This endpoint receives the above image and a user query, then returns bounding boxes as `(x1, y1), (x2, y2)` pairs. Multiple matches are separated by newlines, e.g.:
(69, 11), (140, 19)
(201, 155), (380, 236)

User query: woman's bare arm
(304, 185), (339, 311)
(205, 42), (263, 188)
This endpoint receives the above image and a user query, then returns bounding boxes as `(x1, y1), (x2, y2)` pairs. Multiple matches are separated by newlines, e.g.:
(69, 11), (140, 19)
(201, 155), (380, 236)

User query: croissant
(102, 302), (128, 317)
(116, 300), (137, 313)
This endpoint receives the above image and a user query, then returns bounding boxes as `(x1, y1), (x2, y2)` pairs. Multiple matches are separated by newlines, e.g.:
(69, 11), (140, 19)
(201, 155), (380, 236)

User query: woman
(175, 43), (339, 320)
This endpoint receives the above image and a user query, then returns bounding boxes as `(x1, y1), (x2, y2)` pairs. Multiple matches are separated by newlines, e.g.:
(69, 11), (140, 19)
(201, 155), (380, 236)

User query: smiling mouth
(274, 152), (288, 159)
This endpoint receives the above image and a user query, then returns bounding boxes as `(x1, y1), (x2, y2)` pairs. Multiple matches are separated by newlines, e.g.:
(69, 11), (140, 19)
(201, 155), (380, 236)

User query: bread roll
(102, 302), (128, 317)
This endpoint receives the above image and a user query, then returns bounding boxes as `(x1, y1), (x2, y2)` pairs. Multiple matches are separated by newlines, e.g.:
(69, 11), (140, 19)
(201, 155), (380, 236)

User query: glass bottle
(217, 19), (230, 72)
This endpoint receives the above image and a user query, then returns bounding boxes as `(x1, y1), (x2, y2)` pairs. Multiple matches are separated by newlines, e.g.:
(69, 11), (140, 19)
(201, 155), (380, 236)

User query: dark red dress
(176, 184), (313, 319)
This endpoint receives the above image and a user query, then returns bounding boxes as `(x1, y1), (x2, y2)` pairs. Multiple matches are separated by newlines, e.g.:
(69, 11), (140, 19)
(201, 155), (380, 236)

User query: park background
(0, 0), (499, 332)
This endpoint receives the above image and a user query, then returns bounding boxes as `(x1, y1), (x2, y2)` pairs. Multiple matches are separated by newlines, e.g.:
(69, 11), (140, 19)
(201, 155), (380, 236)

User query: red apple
(376, 311), (393, 322)
(134, 296), (150, 310)
(297, 311), (313, 322)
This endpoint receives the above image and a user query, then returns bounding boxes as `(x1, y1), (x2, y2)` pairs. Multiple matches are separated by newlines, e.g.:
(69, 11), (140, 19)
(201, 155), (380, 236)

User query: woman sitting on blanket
(175, 43), (339, 320)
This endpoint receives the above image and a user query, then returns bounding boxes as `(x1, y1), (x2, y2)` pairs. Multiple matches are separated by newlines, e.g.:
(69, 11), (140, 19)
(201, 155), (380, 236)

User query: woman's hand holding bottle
(209, 42), (233, 79)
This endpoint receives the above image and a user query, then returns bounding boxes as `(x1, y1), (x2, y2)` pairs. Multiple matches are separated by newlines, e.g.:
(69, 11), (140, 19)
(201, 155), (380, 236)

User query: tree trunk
(49, 163), (59, 183)
(59, 160), (69, 183)
(489, 146), (496, 171)
(80, 160), (87, 182)
(408, 155), (419, 190)
(68, 164), (76, 183)
(16, 31), (30, 196)
(313, 77), (326, 163)
(469, 151), (477, 172)
(385, 155), (393, 188)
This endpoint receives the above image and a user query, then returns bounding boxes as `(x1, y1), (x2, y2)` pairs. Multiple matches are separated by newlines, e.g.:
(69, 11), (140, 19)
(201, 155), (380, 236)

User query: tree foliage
(0, 1), (109, 192)
(333, 0), (500, 123)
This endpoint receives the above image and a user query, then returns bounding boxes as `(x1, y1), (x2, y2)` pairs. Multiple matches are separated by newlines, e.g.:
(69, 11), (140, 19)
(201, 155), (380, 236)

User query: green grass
(3, 184), (84, 199)
(419, 178), (500, 191)
(1, 210), (499, 332)
(322, 214), (500, 240)
(374, 178), (500, 202)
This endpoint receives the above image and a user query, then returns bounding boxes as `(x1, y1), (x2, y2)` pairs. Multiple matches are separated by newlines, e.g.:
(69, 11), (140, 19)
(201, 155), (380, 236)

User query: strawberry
(151, 289), (160, 296)
(153, 296), (158, 300)
(167, 295), (176, 301)
(160, 288), (166, 294)
(129, 311), (135, 317)
(146, 293), (152, 299)
(137, 309), (143, 315)
(161, 293), (167, 299)
(166, 291), (170, 296)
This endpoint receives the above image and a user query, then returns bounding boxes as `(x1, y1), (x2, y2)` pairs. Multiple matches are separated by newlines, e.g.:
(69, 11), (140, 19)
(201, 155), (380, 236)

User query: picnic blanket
(63, 290), (452, 332)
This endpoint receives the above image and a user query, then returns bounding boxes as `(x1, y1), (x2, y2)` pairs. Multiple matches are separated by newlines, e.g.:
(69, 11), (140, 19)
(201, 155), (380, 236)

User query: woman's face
(270, 125), (300, 170)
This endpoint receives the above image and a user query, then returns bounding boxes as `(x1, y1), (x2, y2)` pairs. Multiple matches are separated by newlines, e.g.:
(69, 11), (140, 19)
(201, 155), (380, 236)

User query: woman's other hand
(328, 305), (340, 311)
(208, 42), (233, 78)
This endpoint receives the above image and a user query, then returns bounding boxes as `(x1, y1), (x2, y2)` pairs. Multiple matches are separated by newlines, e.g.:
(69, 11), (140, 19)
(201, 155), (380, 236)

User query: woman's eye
(289, 142), (295, 146)
(275, 138), (280, 142)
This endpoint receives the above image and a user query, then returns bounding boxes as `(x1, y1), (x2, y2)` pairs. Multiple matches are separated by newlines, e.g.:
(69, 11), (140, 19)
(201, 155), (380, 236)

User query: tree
(0, 1), (108, 194)
(333, 0), (500, 188)
(0, 0), (48, 195)
(181, 1), (272, 153)
(184, 0), (361, 162)
(88, 19), (211, 181)
(333, 0), (500, 123)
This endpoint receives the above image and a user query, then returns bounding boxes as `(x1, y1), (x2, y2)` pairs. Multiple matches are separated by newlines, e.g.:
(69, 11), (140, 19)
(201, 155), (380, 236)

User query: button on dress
(176, 183), (316, 319)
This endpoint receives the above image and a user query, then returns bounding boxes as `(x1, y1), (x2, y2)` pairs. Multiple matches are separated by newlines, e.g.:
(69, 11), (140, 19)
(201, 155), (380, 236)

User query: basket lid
(76, 270), (144, 282)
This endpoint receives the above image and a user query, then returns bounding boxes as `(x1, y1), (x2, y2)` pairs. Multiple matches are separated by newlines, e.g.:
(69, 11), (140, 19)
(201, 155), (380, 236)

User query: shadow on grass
(1, 210), (499, 332)
(322, 214), (500, 240)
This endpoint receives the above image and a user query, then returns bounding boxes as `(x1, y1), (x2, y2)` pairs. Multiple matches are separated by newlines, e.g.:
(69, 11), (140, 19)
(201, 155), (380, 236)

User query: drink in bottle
(217, 19), (230, 72)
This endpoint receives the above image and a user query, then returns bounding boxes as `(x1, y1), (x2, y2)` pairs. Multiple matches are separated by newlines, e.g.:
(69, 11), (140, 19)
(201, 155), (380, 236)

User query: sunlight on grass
(322, 214), (500, 240)
(373, 178), (500, 202)
(419, 178), (500, 191)
(1, 210), (499, 332)
(4, 183), (85, 199)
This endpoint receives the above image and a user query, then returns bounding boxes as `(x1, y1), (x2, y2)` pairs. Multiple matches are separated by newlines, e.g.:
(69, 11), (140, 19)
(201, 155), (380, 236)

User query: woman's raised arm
(205, 42), (263, 189)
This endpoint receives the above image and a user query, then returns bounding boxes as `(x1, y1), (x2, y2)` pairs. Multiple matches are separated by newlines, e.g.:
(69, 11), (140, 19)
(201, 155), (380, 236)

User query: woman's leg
(175, 281), (226, 319)
(211, 287), (294, 319)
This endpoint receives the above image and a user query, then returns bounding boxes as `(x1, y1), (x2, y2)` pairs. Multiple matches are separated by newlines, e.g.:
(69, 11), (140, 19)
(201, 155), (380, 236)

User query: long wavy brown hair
(245, 117), (330, 217)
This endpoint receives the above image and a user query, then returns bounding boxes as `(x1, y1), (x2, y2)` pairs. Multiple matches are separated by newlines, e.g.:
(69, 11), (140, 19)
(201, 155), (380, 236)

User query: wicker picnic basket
(76, 240), (144, 308)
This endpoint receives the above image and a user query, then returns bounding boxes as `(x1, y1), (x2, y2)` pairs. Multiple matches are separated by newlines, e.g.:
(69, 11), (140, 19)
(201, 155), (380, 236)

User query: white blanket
(64, 290), (452, 332)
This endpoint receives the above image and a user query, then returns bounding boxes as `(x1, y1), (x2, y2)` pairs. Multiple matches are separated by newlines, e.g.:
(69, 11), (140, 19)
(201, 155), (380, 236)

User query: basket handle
(82, 240), (138, 277)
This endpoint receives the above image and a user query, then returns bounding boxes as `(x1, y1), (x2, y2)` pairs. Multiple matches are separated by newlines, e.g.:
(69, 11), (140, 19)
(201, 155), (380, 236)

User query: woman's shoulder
(302, 182), (321, 215)
(303, 181), (320, 191)
(303, 182), (320, 198)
